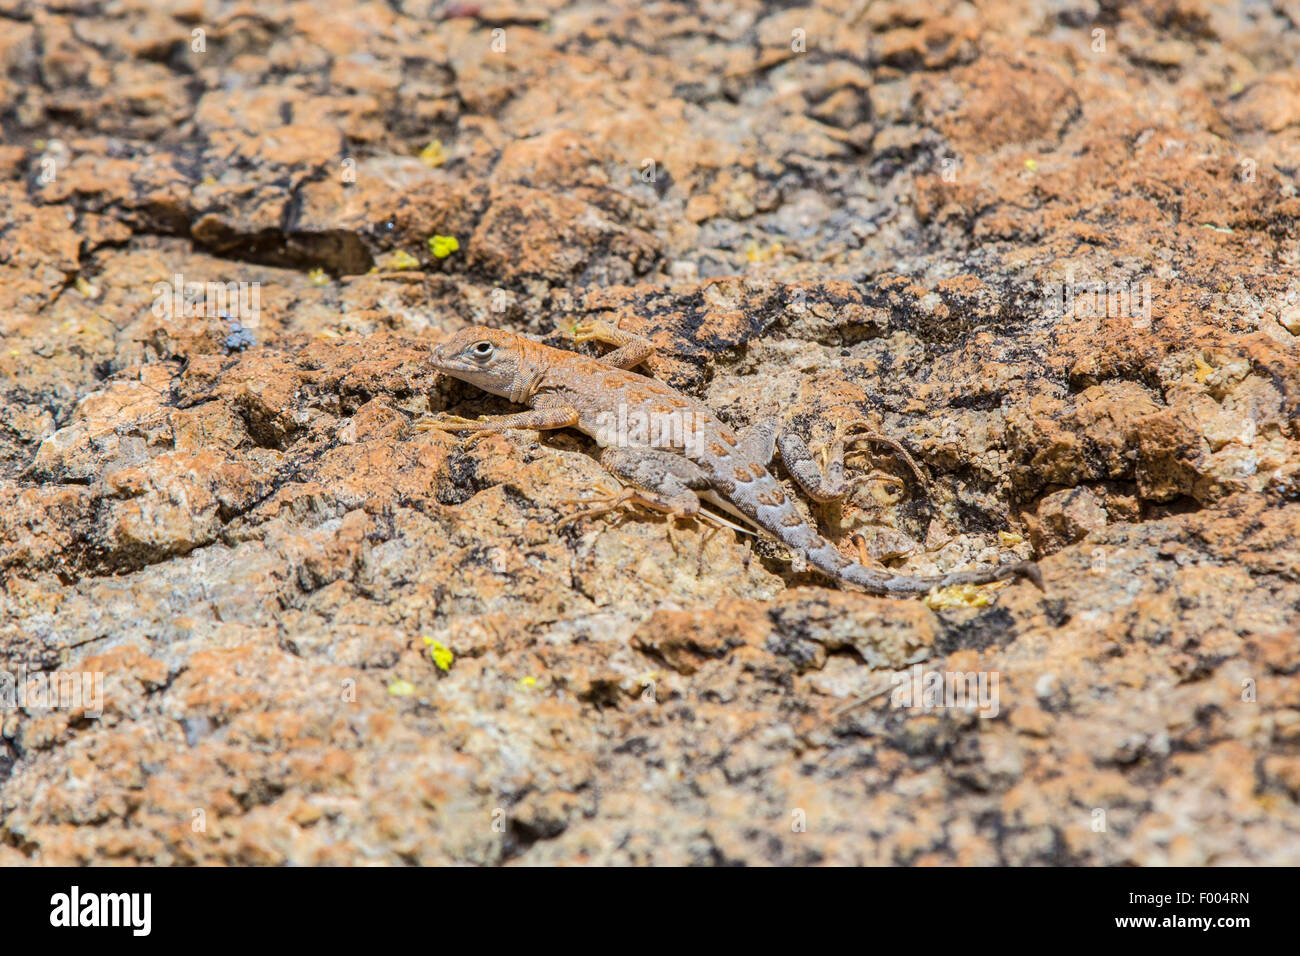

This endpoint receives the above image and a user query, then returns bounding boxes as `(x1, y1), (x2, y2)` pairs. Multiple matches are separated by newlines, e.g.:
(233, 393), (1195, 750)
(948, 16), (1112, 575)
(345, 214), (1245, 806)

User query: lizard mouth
(429, 345), (473, 374)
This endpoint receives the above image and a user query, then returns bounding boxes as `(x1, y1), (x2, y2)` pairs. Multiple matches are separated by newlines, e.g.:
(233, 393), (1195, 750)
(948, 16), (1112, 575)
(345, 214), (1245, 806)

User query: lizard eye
(469, 341), (494, 360)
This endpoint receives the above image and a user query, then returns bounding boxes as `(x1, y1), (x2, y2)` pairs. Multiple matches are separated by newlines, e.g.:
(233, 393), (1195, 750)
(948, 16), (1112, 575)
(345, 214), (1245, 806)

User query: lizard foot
(850, 532), (886, 569)
(413, 413), (486, 432)
(853, 469), (908, 494)
(693, 523), (721, 577)
(555, 487), (639, 528)
(413, 414), (503, 447)
(838, 421), (930, 493)
(570, 319), (623, 346)
(662, 510), (731, 562)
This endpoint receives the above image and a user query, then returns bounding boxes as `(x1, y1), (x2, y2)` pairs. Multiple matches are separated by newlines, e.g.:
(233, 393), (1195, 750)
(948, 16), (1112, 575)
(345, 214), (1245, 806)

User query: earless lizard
(420, 323), (1042, 596)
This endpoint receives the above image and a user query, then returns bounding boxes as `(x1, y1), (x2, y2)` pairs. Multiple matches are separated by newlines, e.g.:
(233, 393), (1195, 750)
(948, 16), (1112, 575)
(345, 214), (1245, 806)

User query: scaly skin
(423, 324), (1042, 597)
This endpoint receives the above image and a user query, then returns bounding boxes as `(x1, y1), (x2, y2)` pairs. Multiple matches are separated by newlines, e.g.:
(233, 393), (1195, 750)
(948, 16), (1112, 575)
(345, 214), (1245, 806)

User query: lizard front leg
(415, 405), (579, 436)
(570, 320), (655, 370)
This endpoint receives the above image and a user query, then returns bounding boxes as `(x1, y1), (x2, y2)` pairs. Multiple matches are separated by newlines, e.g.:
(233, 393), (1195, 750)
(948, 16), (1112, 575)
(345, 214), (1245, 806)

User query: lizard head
(430, 326), (536, 400)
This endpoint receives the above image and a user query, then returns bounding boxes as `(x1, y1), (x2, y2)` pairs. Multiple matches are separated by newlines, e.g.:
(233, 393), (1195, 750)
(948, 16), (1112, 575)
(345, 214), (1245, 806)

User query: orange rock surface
(0, 0), (1296, 864)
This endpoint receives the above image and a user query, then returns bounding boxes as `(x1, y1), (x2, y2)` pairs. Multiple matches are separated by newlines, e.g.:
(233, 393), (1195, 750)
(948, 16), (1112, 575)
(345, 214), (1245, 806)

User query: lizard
(417, 322), (1042, 597)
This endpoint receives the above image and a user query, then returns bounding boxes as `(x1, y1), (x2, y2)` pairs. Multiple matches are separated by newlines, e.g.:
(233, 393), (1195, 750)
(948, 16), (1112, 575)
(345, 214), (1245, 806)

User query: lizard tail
(722, 466), (1042, 596)
(820, 547), (1043, 596)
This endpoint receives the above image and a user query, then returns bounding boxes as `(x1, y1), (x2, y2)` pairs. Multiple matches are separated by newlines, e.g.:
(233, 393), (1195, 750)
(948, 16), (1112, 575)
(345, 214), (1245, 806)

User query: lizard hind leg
(598, 446), (712, 498)
(555, 485), (637, 529)
(777, 420), (927, 504)
(840, 422), (930, 495)
(559, 447), (706, 529)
